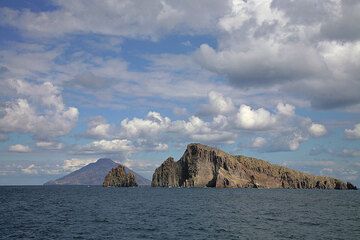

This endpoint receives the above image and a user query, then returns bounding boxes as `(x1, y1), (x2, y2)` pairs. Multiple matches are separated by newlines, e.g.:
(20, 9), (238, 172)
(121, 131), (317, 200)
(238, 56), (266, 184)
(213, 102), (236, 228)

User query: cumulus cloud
(193, 0), (360, 110)
(308, 123), (327, 137)
(9, 144), (32, 153)
(79, 93), (326, 153)
(7, 79), (65, 110)
(0, 79), (79, 138)
(1, 0), (359, 112)
(207, 91), (235, 114)
(218, 0), (252, 32)
(345, 123), (360, 139)
(276, 102), (295, 116)
(236, 104), (277, 130)
(86, 116), (111, 138)
(121, 111), (171, 138)
(288, 133), (306, 151)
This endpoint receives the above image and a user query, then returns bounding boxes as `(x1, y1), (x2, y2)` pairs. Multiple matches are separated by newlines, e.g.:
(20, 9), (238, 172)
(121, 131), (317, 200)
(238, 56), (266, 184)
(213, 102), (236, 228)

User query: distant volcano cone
(44, 158), (150, 186)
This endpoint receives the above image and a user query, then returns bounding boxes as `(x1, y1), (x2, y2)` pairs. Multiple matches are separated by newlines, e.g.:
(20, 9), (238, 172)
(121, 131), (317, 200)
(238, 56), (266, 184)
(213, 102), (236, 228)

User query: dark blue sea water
(0, 186), (359, 240)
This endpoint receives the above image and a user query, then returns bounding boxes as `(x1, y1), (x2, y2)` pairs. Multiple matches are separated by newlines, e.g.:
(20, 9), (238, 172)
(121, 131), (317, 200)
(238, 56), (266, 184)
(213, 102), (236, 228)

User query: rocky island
(152, 143), (357, 190)
(44, 158), (150, 186)
(103, 165), (138, 187)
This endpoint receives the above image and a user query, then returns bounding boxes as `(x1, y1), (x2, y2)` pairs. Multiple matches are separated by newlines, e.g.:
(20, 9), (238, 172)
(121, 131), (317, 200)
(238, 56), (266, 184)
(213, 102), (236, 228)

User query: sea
(0, 186), (359, 240)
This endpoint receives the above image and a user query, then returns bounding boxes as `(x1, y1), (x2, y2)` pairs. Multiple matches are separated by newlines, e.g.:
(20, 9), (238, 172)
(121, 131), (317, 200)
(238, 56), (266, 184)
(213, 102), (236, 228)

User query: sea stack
(152, 143), (357, 190)
(103, 165), (138, 187)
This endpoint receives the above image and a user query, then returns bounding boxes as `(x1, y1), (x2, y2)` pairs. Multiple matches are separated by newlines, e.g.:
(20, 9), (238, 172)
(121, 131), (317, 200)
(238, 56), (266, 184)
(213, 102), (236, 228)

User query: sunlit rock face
(152, 143), (357, 190)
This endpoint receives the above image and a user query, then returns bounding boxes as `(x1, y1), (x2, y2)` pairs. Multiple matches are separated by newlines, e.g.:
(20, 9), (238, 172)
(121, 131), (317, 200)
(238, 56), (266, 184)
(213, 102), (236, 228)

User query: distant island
(44, 144), (357, 190)
(44, 158), (150, 186)
(152, 143), (357, 190)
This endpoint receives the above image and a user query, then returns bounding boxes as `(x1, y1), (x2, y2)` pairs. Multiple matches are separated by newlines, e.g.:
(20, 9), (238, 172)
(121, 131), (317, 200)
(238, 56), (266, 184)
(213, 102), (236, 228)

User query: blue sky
(0, 0), (359, 185)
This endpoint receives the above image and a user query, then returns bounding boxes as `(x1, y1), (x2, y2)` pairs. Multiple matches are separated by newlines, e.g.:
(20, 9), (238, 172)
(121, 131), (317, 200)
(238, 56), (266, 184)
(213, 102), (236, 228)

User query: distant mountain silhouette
(44, 158), (150, 186)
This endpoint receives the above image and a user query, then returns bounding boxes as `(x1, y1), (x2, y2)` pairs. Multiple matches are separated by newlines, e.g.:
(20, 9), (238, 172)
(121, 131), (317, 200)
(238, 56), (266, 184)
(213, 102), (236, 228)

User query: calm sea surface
(0, 186), (359, 239)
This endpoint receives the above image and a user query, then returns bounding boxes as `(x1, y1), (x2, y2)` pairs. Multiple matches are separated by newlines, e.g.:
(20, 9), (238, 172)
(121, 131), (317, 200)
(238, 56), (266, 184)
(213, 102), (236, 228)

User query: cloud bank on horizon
(0, 0), (359, 185)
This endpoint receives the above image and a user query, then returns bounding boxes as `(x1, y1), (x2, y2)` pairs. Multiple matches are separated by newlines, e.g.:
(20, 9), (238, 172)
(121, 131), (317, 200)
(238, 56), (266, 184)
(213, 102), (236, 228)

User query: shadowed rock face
(103, 165), (138, 187)
(152, 143), (357, 190)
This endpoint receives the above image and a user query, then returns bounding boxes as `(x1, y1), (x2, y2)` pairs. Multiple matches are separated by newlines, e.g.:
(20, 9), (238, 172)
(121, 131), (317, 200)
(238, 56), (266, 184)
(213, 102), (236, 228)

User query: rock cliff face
(103, 165), (138, 187)
(152, 143), (357, 190)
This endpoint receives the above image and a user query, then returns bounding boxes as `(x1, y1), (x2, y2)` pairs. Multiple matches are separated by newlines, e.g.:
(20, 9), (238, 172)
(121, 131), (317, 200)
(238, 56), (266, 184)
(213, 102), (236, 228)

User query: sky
(0, 0), (359, 185)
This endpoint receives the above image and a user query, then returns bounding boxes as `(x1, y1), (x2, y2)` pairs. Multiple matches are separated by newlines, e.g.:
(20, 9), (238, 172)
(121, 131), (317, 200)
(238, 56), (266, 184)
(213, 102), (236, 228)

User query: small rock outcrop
(152, 143), (357, 190)
(103, 165), (138, 187)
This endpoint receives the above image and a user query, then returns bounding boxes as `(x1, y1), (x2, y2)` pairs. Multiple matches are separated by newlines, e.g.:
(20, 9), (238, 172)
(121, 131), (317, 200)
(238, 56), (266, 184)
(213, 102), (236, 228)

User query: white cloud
(252, 137), (267, 148)
(121, 111), (171, 138)
(195, 41), (325, 87)
(288, 133), (306, 151)
(36, 141), (64, 150)
(0, 79), (79, 138)
(81, 107), (239, 153)
(254, 130), (308, 152)
(0, 1), (228, 38)
(9, 144), (32, 153)
(86, 116), (111, 138)
(236, 104), (277, 130)
(172, 115), (236, 144)
(8, 79), (65, 110)
(218, 0), (251, 32)
(207, 91), (235, 114)
(1, 0), (359, 112)
(0, 44), (59, 79)
(81, 96), (325, 152)
(172, 116), (210, 135)
(308, 123), (327, 137)
(194, 0), (360, 110)
(345, 123), (360, 139)
(276, 102), (295, 116)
